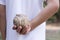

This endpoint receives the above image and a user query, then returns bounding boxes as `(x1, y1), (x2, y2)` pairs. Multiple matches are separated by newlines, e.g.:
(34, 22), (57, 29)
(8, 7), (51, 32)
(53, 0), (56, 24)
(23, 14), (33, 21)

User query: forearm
(0, 4), (6, 40)
(30, 0), (59, 30)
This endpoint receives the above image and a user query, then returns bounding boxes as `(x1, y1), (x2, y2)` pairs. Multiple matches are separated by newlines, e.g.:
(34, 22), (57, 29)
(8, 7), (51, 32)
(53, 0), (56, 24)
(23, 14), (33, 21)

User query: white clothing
(0, 0), (46, 40)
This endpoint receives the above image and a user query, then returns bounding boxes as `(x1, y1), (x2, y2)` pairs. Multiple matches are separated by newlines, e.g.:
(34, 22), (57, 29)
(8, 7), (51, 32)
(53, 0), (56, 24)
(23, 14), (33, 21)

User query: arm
(12, 0), (59, 34)
(0, 4), (6, 40)
(30, 0), (59, 30)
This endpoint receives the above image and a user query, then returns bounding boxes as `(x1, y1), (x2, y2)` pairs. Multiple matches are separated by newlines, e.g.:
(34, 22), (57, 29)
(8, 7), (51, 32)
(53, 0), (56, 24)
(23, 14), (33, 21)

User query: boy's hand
(12, 24), (31, 35)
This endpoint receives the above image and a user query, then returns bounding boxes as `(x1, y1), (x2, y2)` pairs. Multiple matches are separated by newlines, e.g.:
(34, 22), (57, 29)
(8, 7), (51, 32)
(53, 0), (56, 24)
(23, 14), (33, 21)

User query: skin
(0, 4), (6, 40)
(13, 0), (59, 34)
(30, 0), (59, 30)
(0, 0), (59, 40)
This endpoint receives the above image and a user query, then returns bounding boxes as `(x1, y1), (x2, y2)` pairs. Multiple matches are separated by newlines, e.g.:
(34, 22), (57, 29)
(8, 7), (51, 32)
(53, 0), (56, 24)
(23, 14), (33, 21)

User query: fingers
(20, 26), (27, 34)
(12, 24), (31, 35)
(16, 26), (22, 33)
(20, 25), (31, 35)
(13, 25), (22, 34)
(12, 25), (17, 30)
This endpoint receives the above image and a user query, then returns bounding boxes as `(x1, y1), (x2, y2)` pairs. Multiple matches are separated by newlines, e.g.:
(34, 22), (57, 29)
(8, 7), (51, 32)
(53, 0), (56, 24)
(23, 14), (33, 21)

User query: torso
(6, 0), (46, 40)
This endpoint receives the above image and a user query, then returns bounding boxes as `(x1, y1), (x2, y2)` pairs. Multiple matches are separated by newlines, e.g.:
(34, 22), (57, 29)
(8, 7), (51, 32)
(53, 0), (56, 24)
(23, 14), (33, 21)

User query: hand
(12, 24), (31, 35)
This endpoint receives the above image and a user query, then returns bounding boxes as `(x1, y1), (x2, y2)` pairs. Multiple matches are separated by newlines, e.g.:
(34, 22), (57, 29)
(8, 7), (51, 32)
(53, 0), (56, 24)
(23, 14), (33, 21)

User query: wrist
(30, 21), (35, 31)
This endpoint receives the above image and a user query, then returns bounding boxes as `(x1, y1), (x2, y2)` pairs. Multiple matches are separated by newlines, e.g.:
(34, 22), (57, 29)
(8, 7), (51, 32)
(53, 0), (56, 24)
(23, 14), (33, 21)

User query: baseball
(13, 14), (30, 27)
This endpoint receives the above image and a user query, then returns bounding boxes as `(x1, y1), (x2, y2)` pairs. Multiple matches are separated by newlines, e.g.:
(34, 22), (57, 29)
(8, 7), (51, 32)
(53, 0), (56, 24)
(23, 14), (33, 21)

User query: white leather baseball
(13, 14), (30, 27)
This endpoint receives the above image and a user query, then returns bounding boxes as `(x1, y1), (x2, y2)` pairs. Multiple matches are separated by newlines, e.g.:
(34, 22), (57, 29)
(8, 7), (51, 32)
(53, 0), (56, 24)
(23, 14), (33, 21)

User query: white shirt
(0, 0), (46, 40)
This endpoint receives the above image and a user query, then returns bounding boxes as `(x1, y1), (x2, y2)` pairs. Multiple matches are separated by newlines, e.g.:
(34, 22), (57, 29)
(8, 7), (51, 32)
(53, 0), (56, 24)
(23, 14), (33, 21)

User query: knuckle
(19, 26), (22, 29)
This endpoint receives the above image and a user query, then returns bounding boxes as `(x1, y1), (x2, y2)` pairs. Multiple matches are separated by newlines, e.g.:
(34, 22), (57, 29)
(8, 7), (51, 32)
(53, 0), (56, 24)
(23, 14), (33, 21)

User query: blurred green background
(44, 0), (60, 23)
(0, 0), (60, 40)
(44, 0), (60, 40)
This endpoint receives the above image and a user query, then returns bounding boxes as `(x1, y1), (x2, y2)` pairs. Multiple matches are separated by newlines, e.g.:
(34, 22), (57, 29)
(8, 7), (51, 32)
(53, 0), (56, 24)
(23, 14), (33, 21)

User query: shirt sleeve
(0, 0), (6, 5)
